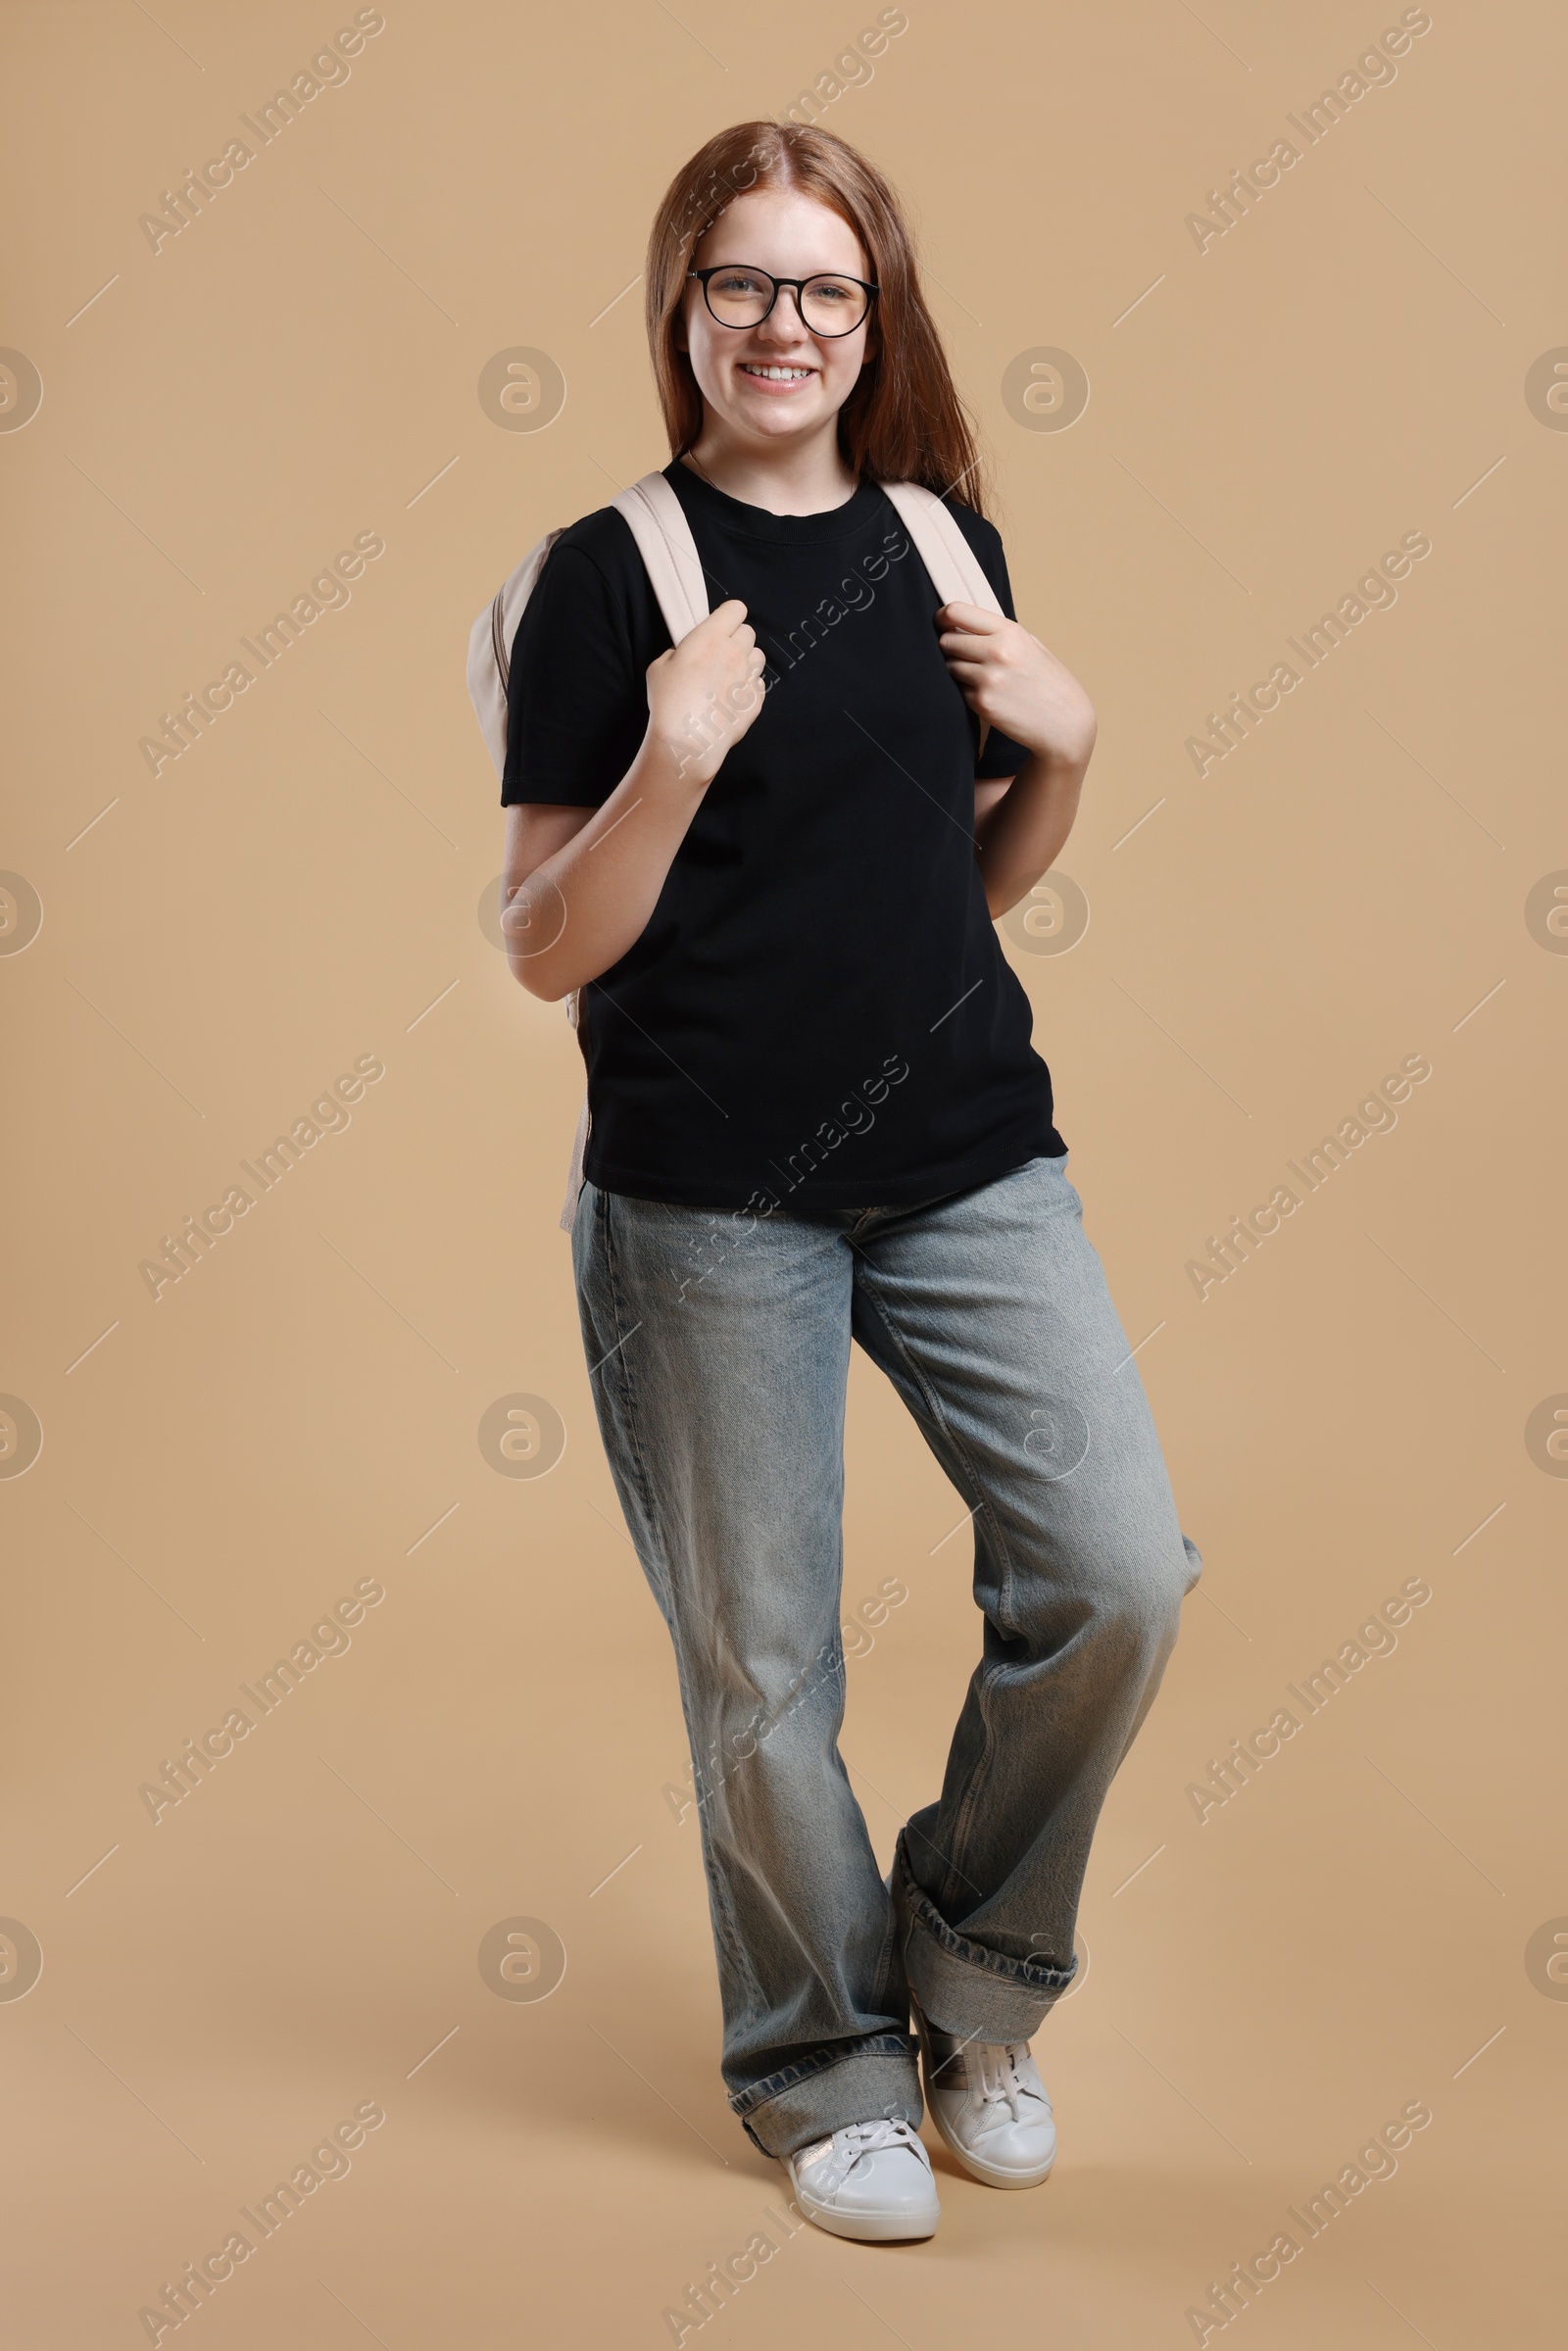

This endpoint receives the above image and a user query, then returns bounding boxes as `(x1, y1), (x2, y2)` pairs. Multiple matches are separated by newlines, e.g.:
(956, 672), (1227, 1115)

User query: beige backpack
(467, 469), (1004, 1229)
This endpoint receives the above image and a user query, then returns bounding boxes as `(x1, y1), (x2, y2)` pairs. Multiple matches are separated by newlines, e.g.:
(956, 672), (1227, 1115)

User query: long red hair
(644, 122), (992, 520)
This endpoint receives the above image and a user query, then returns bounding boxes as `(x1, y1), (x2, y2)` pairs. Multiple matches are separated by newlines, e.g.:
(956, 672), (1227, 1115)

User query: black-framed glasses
(688, 265), (879, 337)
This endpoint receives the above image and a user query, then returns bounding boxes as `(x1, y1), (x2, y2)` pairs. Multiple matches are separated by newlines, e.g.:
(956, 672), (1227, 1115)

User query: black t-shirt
(502, 460), (1065, 1210)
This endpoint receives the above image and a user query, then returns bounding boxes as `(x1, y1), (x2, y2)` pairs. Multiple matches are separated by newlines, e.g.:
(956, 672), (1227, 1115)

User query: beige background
(3, 2), (1563, 2343)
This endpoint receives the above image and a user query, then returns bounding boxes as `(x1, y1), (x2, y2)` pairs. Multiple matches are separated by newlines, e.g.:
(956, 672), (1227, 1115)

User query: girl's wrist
(1013, 734), (1095, 778)
(637, 722), (717, 799)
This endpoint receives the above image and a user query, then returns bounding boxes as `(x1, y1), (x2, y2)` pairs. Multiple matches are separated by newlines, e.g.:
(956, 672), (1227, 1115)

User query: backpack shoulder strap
(611, 471), (710, 645)
(881, 480), (1006, 768)
(466, 470), (710, 1235)
(557, 471), (708, 1236)
(466, 524), (565, 783)
(466, 470), (710, 784)
(879, 480), (1004, 617)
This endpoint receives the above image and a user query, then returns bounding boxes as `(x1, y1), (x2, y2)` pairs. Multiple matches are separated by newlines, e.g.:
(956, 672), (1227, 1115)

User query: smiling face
(678, 185), (878, 454)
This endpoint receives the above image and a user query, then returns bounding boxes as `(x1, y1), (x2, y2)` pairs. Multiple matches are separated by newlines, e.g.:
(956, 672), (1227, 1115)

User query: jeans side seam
(597, 1188), (663, 1558)
(597, 1190), (770, 2024)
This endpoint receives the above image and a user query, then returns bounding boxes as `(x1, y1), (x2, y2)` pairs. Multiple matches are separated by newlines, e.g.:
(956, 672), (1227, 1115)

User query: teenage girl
(499, 120), (1202, 2243)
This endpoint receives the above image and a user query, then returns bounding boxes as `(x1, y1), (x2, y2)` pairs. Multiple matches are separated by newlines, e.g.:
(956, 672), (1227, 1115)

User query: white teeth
(741, 365), (811, 380)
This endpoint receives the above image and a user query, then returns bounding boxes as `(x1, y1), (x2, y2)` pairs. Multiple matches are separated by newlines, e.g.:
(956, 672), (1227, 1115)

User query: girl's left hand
(936, 602), (1097, 768)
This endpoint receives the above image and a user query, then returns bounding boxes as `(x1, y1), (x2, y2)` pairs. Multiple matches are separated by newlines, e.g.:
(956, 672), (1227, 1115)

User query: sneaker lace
(795, 2115), (923, 2195)
(974, 2042), (1038, 2120)
(842, 2117), (921, 2159)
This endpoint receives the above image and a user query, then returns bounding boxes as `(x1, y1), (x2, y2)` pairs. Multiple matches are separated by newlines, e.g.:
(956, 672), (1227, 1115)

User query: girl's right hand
(645, 599), (768, 788)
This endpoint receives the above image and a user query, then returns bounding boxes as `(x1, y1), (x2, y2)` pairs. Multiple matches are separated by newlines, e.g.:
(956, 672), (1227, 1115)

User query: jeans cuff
(730, 2036), (922, 2159)
(892, 1830), (1078, 2042)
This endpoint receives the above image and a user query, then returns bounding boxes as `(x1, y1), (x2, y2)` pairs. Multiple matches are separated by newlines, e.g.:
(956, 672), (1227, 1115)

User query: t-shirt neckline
(664, 458), (888, 544)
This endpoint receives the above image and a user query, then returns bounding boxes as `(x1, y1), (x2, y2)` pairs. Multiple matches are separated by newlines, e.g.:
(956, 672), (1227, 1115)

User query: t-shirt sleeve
(499, 540), (648, 808)
(945, 501), (1034, 780)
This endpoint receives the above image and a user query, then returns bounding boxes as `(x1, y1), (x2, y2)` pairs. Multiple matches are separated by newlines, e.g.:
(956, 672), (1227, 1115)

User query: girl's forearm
(507, 730), (708, 1000)
(975, 747), (1090, 917)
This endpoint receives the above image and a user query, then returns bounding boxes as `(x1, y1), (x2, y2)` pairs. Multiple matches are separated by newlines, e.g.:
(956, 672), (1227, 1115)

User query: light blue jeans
(571, 1151), (1202, 2158)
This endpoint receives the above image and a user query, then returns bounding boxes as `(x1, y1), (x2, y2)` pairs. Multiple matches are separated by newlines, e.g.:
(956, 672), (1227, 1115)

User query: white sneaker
(911, 1995), (1057, 2188)
(780, 2116), (941, 2241)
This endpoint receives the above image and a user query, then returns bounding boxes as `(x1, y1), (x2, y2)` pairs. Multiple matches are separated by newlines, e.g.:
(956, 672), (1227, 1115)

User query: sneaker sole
(911, 2001), (1057, 2191)
(783, 2167), (940, 2242)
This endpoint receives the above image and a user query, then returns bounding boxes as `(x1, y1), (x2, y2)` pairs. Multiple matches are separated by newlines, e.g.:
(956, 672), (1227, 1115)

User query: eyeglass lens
(703, 268), (870, 335)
